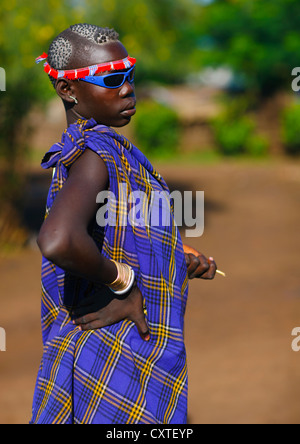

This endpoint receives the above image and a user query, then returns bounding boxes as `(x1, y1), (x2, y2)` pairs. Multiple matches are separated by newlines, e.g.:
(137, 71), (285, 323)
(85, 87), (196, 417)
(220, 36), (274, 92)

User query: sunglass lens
(104, 73), (125, 87)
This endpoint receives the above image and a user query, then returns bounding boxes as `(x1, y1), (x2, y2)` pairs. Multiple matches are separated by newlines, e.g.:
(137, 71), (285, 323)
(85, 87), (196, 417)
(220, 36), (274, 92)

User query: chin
(113, 118), (131, 128)
(94, 115), (133, 128)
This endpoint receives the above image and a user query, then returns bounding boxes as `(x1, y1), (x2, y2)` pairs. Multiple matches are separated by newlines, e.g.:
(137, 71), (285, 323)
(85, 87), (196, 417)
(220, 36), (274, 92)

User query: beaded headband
(35, 52), (136, 80)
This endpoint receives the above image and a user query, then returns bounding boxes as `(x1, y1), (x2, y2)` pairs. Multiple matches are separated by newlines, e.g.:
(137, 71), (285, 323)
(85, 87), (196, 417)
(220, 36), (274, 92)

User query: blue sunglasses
(79, 65), (135, 89)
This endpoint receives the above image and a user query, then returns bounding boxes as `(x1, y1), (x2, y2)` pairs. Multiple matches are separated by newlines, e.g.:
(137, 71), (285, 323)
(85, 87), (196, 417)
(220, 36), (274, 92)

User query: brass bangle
(108, 260), (134, 293)
(112, 268), (135, 295)
(109, 260), (124, 289)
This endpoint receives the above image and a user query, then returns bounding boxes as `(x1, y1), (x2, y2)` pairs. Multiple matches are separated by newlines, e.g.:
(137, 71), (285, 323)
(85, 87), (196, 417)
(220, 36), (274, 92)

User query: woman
(31, 24), (217, 424)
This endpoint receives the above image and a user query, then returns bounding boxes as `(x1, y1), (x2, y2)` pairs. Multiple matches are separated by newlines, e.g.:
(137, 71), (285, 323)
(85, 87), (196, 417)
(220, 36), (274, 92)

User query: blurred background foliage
(281, 103), (300, 155)
(1, 0), (300, 248)
(134, 100), (180, 158)
(0, 0), (84, 249)
(194, 0), (300, 97)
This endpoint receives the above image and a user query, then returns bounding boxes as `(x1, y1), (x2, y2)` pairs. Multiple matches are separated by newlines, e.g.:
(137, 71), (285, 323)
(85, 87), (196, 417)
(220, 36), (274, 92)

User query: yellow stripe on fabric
(74, 330), (93, 365)
(168, 217), (177, 298)
(111, 152), (128, 261)
(120, 345), (187, 396)
(36, 377), (72, 414)
(53, 392), (72, 424)
(163, 362), (187, 424)
(41, 288), (59, 321)
(63, 148), (83, 168)
(35, 329), (77, 423)
(127, 280), (169, 423)
(103, 244), (139, 268)
(81, 320), (131, 424)
(74, 369), (156, 424)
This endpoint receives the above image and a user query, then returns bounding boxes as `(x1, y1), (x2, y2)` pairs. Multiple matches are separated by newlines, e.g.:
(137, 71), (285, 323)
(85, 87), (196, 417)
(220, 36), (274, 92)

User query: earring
(69, 95), (78, 104)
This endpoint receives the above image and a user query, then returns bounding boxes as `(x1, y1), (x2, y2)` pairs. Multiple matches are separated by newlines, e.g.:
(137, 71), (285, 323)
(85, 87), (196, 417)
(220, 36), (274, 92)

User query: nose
(119, 80), (135, 97)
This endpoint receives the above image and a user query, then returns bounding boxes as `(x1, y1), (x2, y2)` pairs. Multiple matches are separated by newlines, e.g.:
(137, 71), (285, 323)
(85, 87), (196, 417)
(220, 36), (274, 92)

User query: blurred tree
(85, 0), (199, 84)
(192, 0), (300, 97)
(0, 0), (84, 194)
(0, 0), (84, 247)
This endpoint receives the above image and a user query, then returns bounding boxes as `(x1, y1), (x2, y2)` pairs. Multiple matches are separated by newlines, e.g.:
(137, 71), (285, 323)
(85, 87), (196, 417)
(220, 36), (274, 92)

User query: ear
(55, 78), (77, 105)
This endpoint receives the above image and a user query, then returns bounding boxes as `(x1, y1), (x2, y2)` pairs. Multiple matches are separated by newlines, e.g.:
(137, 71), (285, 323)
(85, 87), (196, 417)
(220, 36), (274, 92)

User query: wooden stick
(216, 270), (226, 277)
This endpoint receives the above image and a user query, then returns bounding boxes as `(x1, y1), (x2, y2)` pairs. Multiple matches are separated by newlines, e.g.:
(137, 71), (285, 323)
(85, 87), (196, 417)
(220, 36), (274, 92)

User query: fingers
(205, 256), (217, 280)
(73, 311), (111, 331)
(74, 309), (150, 341)
(187, 253), (217, 280)
(127, 288), (150, 341)
(184, 253), (191, 267)
(72, 301), (100, 319)
(130, 312), (150, 342)
(73, 286), (151, 341)
(72, 300), (110, 319)
(186, 253), (208, 278)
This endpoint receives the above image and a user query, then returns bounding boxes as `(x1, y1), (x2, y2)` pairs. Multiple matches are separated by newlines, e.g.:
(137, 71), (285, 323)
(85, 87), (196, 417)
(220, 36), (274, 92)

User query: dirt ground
(1, 157), (300, 424)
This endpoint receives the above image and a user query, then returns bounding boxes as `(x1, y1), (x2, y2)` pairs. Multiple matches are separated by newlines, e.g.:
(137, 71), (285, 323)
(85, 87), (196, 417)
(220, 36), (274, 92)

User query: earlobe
(55, 78), (76, 104)
(69, 96), (78, 104)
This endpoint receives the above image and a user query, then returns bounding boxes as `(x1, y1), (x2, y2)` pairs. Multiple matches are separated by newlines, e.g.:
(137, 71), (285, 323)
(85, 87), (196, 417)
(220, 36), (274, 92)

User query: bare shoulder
(68, 148), (109, 190)
(41, 148), (109, 235)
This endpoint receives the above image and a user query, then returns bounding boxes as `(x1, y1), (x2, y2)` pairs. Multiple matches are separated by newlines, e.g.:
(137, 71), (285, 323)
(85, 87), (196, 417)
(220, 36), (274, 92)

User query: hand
(184, 245), (217, 280)
(73, 283), (151, 342)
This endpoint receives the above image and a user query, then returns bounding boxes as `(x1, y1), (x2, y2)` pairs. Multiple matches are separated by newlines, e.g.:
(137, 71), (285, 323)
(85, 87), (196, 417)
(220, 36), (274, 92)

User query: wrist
(107, 260), (135, 295)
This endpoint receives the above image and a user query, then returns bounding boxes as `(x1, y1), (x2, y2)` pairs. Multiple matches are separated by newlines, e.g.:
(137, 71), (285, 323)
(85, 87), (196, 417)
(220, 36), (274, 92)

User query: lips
(122, 100), (136, 112)
(120, 100), (136, 118)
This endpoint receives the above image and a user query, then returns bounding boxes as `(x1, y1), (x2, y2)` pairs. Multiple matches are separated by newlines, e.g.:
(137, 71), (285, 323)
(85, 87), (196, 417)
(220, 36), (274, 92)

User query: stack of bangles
(108, 260), (135, 295)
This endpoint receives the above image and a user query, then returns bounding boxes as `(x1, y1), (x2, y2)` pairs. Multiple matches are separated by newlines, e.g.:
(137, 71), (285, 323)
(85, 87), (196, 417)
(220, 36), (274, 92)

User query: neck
(65, 106), (85, 127)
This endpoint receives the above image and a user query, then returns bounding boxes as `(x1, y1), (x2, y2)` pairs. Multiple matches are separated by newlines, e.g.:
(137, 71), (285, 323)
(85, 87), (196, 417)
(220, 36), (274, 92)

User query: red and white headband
(35, 52), (136, 80)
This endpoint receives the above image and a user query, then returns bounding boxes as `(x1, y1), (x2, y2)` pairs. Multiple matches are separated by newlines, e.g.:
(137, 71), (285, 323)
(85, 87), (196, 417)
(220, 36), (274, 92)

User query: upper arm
(38, 149), (109, 252)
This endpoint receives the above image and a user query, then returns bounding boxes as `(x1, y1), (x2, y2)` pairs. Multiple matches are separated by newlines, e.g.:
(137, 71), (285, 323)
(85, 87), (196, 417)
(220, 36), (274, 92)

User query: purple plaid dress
(30, 119), (189, 424)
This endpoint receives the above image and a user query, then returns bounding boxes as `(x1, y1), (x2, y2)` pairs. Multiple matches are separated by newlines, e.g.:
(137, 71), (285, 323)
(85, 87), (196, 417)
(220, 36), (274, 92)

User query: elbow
(37, 228), (71, 265)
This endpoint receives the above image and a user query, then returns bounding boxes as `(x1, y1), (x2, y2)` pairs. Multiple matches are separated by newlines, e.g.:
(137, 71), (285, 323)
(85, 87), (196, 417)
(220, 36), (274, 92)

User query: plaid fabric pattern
(30, 119), (189, 424)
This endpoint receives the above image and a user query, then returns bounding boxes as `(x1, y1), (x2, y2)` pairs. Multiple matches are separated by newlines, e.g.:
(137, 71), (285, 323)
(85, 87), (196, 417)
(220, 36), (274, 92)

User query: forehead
(69, 41), (128, 69)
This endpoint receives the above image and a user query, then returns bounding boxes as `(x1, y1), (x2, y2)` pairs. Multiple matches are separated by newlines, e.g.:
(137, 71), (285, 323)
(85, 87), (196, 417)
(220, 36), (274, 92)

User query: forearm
(38, 228), (117, 285)
(183, 243), (199, 255)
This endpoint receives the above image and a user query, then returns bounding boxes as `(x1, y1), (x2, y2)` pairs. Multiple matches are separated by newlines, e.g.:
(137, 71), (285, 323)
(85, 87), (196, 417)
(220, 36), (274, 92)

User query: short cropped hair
(47, 23), (119, 87)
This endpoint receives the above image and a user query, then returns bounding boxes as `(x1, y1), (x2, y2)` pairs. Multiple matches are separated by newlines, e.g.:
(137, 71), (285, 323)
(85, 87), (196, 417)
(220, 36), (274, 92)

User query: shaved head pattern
(47, 24), (119, 86)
